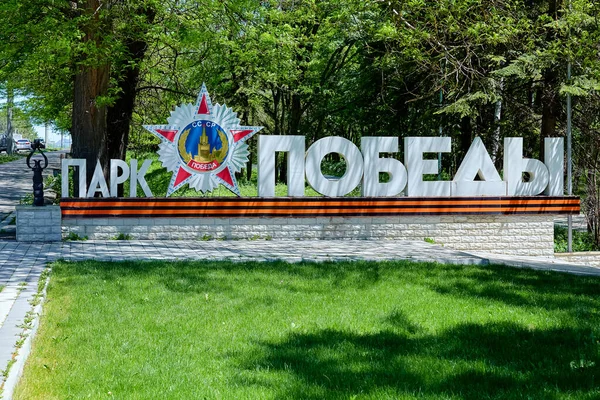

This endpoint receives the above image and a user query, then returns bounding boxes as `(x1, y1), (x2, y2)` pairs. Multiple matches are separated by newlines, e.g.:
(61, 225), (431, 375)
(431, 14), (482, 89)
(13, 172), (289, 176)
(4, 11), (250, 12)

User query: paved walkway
(2, 239), (600, 398)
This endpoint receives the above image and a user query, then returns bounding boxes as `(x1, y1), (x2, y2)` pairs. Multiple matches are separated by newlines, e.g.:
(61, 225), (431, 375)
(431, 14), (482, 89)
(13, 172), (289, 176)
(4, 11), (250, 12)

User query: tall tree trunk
(71, 64), (110, 185)
(70, 0), (110, 187)
(278, 152), (288, 185)
(289, 93), (302, 137)
(104, 6), (155, 195)
(459, 116), (472, 161)
(278, 93), (302, 184)
(491, 79), (504, 166)
(6, 87), (13, 155)
(539, 0), (561, 160)
(276, 89), (287, 183)
(539, 68), (560, 160)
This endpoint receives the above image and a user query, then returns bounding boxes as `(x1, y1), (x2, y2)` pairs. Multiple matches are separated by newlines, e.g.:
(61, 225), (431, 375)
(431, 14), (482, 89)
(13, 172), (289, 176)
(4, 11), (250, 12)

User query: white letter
(404, 137), (451, 197)
(257, 135), (306, 197)
(361, 137), (407, 197)
(61, 158), (87, 198)
(544, 137), (564, 196)
(504, 138), (549, 195)
(306, 137), (363, 197)
(87, 160), (110, 198)
(110, 159), (130, 197)
(452, 137), (506, 196)
(129, 159), (153, 197)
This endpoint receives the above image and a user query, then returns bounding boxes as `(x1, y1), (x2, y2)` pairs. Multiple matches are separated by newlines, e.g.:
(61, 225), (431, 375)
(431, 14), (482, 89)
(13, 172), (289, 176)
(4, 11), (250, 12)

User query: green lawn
(0, 153), (25, 164)
(15, 260), (600, 399)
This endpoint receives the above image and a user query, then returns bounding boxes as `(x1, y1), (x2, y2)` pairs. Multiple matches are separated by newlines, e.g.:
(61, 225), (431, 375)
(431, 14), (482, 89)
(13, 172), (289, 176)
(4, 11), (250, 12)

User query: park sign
(62, 84), (565, 199)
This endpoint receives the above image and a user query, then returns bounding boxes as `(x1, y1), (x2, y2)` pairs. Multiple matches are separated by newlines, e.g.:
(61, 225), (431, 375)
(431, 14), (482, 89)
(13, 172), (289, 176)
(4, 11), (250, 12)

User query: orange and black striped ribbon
(60, 196), (581, 218)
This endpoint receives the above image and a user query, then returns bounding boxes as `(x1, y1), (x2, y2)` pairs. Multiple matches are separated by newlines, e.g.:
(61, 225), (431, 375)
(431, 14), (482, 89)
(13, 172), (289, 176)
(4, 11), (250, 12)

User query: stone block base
(555, 252), (600, 267)
(17, 205), (62, 242)
(61, 214), (555, 256)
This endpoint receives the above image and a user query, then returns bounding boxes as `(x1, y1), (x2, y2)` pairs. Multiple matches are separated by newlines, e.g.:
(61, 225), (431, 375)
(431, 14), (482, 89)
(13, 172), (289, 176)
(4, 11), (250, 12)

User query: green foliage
(3, 0), (600, 237)
(112, 233), (133, 240)
(19, 193), (33, 205)
(44, 174), (62, 204)
(0, 106), (37, 139)
(0, 154), (24, 164)
(554, 226), (599, 253)
(64, 232), (87, 241)
(320, 159), (347, 177)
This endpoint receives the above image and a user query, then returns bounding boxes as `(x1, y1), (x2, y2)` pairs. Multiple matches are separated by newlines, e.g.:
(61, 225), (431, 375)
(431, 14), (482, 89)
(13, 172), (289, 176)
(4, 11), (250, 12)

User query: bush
(554, 225), (599, 253)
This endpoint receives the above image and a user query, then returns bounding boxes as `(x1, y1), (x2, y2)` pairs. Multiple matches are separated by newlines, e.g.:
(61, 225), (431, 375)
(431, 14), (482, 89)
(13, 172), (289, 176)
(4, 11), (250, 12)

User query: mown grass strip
(15, 260), (600, 399)
(0, 154), (25, 165)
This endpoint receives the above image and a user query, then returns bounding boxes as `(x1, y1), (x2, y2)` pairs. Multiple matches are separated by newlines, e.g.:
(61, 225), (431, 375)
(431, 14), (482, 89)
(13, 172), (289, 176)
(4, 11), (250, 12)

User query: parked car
(33, 138), (46, 149)
(14, 139), (32, 152)
(0, 135), (8, 153)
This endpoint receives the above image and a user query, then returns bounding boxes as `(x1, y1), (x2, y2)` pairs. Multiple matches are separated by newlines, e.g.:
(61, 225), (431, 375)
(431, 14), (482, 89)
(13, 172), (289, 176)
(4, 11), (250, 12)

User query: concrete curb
(1, 270), (49, 400)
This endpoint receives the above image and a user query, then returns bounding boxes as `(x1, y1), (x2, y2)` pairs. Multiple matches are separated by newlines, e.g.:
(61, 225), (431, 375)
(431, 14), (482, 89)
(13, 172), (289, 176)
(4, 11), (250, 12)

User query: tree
(0, 0), (157, 182)
(0, 93), (37, 142)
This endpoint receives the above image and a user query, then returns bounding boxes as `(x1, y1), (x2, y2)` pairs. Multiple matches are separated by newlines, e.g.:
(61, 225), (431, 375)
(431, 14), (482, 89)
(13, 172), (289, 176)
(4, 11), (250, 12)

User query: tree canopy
(1, 0), (600, 238)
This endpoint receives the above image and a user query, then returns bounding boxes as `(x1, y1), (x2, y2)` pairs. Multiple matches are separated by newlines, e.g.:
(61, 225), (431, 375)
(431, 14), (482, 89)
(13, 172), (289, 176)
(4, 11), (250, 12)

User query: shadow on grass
(425, 265), (600, 319)
(51, 259), (600, 398)
(240, 321), (599, 399)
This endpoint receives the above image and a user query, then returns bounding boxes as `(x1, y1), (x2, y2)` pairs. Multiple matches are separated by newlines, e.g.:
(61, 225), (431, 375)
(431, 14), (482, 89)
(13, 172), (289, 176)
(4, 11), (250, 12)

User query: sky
(0, 94), (66, 144)
(33, 124), (64, 144)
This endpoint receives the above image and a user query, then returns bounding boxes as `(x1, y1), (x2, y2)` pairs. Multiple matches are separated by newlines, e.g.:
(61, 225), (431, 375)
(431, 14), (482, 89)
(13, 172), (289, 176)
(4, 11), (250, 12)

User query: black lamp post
(26, 141), (49, 207)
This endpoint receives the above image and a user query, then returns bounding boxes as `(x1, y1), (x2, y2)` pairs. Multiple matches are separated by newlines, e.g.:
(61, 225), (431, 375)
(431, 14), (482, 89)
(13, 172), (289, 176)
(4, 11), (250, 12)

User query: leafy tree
(0, 99), (37, 141)
(0, 0), (156, 181)
(1, 0), (600, 224)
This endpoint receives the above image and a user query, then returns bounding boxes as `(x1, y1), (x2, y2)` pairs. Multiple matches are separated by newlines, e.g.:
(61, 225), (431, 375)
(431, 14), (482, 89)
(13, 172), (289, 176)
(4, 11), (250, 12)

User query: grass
(14, 259), (600, 399)
(0, 153), (25, 164)
(63, 232), (87, 241)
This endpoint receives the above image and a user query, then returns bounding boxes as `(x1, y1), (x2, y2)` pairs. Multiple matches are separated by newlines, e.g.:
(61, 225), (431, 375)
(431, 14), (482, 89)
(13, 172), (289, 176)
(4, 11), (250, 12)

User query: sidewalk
(1, 239), (600, 398)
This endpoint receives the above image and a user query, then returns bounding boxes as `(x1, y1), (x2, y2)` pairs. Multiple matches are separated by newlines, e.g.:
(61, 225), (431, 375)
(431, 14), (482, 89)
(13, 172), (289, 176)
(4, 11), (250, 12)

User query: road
(0, 151), (65, 223)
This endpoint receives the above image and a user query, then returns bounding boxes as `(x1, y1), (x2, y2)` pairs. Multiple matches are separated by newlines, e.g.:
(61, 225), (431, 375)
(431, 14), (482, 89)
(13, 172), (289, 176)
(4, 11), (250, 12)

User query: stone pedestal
(16, 205), (61, 242)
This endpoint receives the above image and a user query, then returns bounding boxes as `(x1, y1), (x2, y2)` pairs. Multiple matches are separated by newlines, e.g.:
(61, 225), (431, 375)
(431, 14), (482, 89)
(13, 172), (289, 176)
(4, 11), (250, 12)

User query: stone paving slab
(470, 251), (600, 276)
(1, 239), (600, 399)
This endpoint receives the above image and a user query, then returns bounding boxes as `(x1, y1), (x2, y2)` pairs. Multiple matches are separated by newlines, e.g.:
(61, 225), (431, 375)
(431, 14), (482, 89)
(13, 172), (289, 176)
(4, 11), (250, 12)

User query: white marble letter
(258, 135), (306, 197)
(87, 160), (110, 198)
(452, 137), (506, 196)
(503, 138), (549, 195)
(404, 137), (451, 197)
(129, 159), (153, 197)
(361, 137), (407, 197)
(110, 159), (130, 197)
(306, 137), (364, 197)
(544, 137), (564, 196)
(61, 158), (87, 198)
